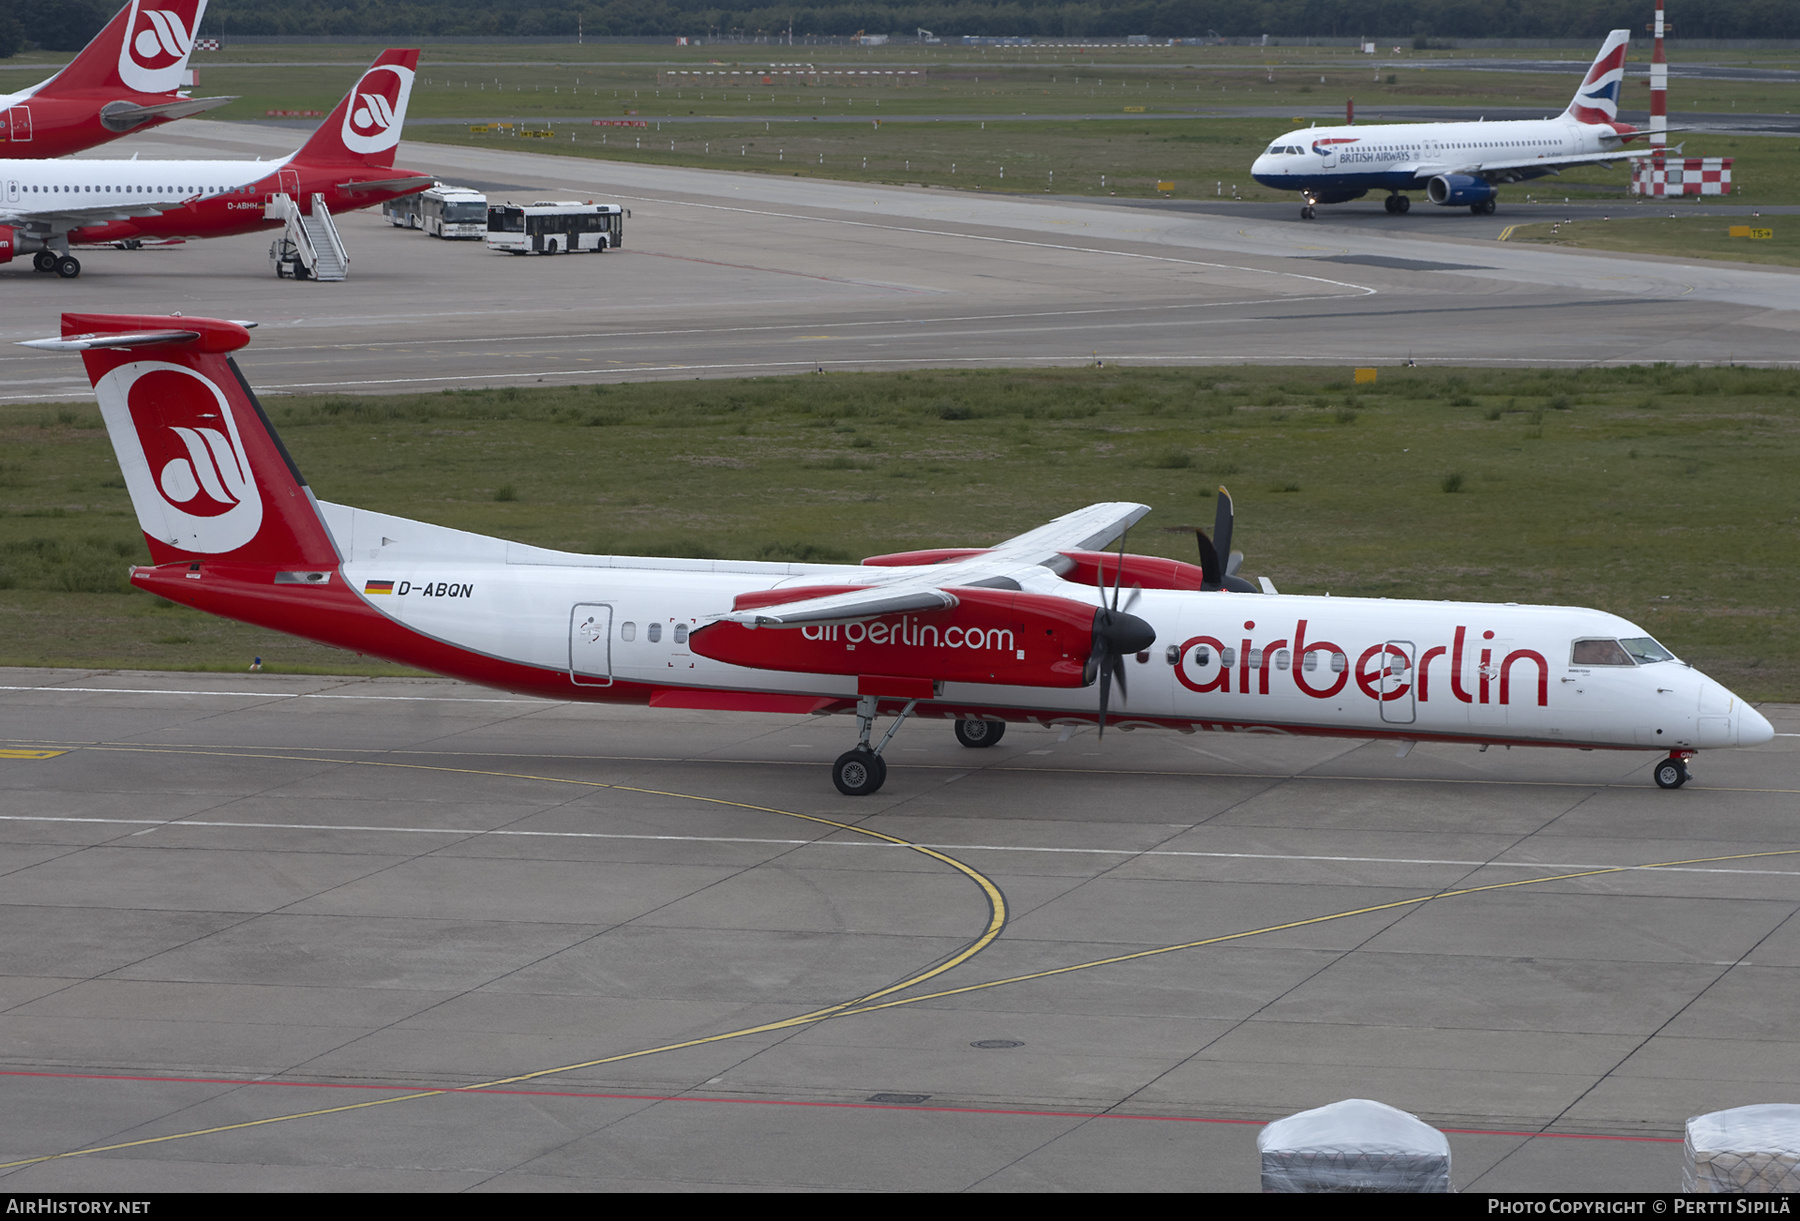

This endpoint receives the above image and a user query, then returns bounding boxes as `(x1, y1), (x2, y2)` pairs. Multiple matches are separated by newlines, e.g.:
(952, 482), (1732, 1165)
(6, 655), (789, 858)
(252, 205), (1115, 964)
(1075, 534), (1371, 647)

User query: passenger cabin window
(673, 623), (689, 645)
(1571, 638), (1634, 666)
(647, 623), (662, 643)
(620, 622), (635, 641)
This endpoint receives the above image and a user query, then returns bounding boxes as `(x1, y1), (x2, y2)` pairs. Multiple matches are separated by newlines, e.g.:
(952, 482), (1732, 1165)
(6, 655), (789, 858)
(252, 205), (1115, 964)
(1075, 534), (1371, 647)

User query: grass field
(3, 365), (1796, 696)
(79, 47), (1796, 203)
(1507, 214), (1800, 268)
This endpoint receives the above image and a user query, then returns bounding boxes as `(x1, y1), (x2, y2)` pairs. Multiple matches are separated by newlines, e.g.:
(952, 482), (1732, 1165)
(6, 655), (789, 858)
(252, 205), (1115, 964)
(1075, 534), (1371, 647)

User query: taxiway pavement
(3, 119), (1795, 403)
(0, 671), (1795, 1191)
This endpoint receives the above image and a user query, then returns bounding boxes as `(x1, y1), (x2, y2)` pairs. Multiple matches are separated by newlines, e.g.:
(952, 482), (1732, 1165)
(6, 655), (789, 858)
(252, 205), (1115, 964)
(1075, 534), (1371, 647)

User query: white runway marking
(3, 814), (1795, 877)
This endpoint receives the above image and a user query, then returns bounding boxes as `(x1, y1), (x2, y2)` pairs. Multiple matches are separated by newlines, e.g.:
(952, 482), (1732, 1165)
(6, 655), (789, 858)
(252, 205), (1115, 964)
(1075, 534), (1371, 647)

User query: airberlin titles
(1178, 620), (1548, 708)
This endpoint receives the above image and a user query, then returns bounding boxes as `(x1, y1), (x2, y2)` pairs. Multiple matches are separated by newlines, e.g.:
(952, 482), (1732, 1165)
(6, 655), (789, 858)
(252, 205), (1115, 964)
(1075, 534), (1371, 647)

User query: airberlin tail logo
(117, 0), (200, 93)
(340, 65), (413, 155)
(94, 361), (264, 555)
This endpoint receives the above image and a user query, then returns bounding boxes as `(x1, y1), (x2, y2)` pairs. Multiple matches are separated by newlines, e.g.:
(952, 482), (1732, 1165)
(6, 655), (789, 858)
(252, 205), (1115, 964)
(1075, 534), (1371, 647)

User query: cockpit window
(1619, 636), (1676, 664)
(1571, 638), (1635, 666)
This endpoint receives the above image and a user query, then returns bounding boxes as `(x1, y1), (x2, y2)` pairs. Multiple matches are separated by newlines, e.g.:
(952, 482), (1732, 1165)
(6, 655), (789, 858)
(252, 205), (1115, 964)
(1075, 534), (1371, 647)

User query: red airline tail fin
(292, 49), (419, 168)
(38, 0), (209, 96)
(40, 313), (339, 570)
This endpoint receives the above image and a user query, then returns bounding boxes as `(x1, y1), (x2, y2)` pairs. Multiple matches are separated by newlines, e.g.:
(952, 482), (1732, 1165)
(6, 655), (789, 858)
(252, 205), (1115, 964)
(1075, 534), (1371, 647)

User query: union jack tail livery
(295, 49), (418, 166)
(1564, 29), (1631, 127)
(27, 314), (339, 569)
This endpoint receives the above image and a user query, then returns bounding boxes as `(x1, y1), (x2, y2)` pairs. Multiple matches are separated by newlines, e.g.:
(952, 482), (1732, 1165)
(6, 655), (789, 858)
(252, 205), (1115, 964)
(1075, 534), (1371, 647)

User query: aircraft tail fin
(37, 0), (210, 96)
(1564, 30), (1631, 126)
(292, 49), (419, 168)
(25, 313), (340, 570)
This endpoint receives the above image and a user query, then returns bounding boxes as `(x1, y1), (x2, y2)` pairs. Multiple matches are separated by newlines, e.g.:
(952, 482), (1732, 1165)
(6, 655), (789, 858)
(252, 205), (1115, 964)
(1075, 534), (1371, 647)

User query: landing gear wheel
(1653, 758), (1689, 789)
(1300, 205), (1316, 220)
(55, 255), (81, 279)
(954, 719), (1006, 749)
(33, 251), (58, 273)
(1472, 199), (1497, 216)
(832, 748), (886, 797)
(1396, 194), (1410, 214)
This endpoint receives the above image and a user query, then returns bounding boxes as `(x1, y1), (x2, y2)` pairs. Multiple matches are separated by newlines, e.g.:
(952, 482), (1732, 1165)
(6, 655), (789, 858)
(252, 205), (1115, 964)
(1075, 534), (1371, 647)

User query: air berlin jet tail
(35, 0), (208, 95)
(46, 313), (340, 571)
(293, 48), (418, 167)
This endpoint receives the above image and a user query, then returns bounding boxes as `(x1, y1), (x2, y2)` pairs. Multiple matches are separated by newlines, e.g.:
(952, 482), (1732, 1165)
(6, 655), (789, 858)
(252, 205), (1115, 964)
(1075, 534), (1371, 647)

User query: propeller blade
(1122, 583), (1142, 614)
(1212, 486), (1235, 568)
(1111, 525), (1128, 611)
(1226, 550), (1244, 578)
(1097, 658), (1113, 737)
(1089, 605), (1156, 737)
(1194, 530), (1223, 590)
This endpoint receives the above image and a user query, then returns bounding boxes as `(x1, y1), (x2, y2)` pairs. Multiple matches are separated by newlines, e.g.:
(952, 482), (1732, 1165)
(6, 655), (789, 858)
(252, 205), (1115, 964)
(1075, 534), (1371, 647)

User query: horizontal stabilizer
(100, 95), (236, 132)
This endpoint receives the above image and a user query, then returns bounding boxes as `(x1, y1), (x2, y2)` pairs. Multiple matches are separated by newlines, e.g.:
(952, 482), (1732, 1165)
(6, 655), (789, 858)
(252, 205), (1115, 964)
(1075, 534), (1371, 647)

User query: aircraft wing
(983, 501), (1152, 560)
(1468, 146), (1669, 182)
(0, 201), (188, 230)
(719, 502), (1152, 627)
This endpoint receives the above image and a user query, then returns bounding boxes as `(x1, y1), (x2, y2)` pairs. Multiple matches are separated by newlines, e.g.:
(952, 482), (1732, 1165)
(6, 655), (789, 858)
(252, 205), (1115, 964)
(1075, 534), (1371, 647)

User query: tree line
(4, 0), (1796, 56)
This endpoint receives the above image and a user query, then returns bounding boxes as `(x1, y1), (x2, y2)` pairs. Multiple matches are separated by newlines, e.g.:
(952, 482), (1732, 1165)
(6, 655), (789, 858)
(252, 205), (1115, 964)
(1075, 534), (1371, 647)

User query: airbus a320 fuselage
(1252, 30), (1655, 219)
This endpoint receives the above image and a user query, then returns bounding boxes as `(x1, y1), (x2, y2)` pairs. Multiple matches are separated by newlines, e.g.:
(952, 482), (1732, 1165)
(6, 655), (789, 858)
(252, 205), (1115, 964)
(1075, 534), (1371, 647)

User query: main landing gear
(831, 704), (1011, 796)
(1653, 750), (1695, 790)
(1470, 199), (1498, 216)
(832, 695), (917, 796)
(32, 250), (80, 277)
(1384, 193), (1411, 214)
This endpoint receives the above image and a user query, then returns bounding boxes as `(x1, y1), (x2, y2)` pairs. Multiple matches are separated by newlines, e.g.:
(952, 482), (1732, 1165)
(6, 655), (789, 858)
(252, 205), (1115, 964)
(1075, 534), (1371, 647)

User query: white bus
(381, 191), (425, 229)
(486, 201), (625, 255)
(421, 185), (488, 239)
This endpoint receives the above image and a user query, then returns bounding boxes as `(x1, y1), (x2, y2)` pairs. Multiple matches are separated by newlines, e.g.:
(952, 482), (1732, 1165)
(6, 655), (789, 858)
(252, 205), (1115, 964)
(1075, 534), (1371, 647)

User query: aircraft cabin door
(4, 107), (30, 144)
(1378, 639), (1416, 725)
(569, 603), (614, 687)
(277, 169), (300, 200)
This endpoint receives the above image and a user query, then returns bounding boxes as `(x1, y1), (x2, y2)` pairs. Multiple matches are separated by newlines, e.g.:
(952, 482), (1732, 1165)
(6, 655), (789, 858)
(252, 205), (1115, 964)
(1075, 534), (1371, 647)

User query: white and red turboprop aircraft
(0, 0), (231, 159)
(0, 49), (427, 277)
(24, 312), (1774, 796)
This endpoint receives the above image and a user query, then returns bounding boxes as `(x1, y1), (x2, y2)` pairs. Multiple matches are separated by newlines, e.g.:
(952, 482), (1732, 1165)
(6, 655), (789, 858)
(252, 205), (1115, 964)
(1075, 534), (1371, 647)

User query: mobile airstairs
(266, 192), (349, 281)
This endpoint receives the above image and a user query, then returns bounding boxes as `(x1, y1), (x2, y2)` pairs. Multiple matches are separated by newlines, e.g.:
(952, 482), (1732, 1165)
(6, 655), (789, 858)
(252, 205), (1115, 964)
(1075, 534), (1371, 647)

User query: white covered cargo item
(1258, 1098), (1452, 1193)
(1685, 1104), (1800, 1193)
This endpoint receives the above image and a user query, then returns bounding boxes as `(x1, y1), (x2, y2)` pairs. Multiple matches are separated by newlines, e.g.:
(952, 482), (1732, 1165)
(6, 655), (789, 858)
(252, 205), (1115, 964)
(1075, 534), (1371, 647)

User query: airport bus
(420, 186), (488, 240)
(381, 191), (426, 230)
(486, 201), (625, 255)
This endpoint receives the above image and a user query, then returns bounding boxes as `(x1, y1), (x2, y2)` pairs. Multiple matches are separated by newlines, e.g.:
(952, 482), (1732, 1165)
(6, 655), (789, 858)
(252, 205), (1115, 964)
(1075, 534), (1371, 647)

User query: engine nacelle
(694, 586), (1103, 688)
(0, 226), (14, 265)
(1427, 174), (1497, 207)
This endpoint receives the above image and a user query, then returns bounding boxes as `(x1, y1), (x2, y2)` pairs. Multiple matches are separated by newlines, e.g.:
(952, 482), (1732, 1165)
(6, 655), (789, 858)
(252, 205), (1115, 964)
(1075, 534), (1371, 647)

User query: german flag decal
(364, 580), (396, 595)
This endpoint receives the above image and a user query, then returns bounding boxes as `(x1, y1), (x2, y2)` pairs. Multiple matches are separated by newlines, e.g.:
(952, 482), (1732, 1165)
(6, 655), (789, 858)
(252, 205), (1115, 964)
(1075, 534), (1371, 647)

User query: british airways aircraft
(1251, 31), (1659, 219)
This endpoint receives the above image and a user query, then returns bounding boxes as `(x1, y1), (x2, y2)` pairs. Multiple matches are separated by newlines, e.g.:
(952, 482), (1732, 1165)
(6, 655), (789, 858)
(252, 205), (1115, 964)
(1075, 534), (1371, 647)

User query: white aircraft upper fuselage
(1251, 115), (1633, 202)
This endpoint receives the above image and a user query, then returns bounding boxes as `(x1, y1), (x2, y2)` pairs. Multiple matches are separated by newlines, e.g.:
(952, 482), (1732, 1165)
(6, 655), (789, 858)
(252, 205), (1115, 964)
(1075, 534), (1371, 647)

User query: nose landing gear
(1653, 750), (1695, 789)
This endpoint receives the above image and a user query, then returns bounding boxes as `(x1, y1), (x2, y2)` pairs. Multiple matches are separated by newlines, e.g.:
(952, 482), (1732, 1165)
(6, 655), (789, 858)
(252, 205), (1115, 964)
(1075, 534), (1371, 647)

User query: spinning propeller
(1086, 528), (1157, 737)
